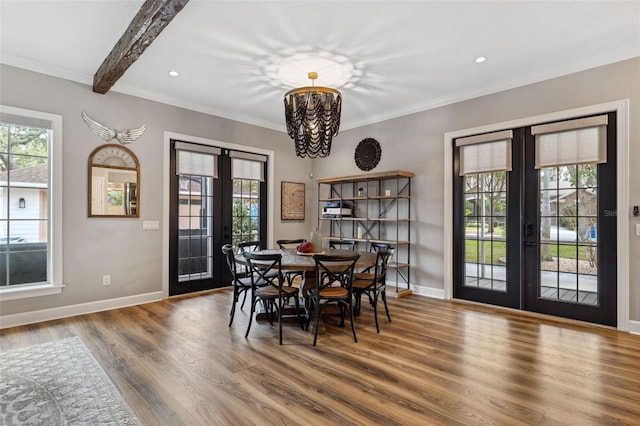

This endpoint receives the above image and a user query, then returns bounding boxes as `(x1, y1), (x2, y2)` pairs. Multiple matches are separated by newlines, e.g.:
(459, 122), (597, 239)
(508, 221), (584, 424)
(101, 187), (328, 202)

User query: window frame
(0, 105), (63, 301)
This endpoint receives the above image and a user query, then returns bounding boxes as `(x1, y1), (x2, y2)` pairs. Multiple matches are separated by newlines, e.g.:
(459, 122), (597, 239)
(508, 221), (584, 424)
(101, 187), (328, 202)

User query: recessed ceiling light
(475, 56), (487, 63)
(168, 70), (179, 77)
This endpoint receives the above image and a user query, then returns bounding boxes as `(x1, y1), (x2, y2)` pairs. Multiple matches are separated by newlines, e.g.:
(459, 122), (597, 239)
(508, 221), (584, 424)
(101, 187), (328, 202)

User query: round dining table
(236, 248), (375, 286)
(236, 248), (375, 270)
(235, 248), (376, 322)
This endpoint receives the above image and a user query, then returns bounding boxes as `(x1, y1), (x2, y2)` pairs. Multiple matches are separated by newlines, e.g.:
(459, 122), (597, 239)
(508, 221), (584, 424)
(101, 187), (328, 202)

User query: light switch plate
(636, 223), (640, 237)
(143, 220), (159, 230)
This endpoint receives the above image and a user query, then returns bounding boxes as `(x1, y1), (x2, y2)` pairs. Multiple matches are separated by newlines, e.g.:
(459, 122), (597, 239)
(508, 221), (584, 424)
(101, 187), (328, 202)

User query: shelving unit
(317, 170), (413, 296)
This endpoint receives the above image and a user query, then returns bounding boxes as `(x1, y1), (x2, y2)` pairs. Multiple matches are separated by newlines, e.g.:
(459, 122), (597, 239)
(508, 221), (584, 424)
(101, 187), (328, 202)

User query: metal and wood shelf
(317, 170), (413, 296)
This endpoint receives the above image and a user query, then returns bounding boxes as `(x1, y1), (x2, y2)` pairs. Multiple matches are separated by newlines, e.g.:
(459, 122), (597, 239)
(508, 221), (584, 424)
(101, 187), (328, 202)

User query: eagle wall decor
(81, 112), (146, 145)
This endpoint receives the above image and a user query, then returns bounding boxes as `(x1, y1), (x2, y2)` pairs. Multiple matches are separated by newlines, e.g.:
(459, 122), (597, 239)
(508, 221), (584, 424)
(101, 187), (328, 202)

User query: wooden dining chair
(222, 244), (255, 327)
(237, 239), (286, 281)
(276, 239), (306, 249)
(328, 239), (357, 250)
(369, 242), (392, 252)
(308, 252), (360, 346)
(238, 240), (262, 253)
(243, 251), (305, 345)
(275, 239), (307, 288)
(351, 248), (394, 332)
(354, 242), (393, 279)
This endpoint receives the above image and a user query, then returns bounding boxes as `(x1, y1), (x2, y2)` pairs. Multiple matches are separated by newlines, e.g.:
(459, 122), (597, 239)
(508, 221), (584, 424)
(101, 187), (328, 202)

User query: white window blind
(531, 115), (608, 169)
(0, 112), (53, 129)
(174, 142), (221, 177)
(456, 130), (513, 176)
(230, 151), (266, 181)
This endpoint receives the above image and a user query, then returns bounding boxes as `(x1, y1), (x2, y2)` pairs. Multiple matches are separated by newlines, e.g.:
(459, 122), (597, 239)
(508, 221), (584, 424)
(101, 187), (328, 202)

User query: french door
(169, 141), (267, 296)
(453, 112), (617, 326)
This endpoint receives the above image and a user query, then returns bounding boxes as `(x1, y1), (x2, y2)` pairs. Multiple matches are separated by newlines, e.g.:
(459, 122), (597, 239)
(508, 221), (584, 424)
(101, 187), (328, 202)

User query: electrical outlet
(102, 275), (111, 286)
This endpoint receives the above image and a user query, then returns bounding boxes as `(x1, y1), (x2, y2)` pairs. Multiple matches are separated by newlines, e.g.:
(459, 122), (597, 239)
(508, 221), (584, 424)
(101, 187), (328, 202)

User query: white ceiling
(1, 1), (639, 132)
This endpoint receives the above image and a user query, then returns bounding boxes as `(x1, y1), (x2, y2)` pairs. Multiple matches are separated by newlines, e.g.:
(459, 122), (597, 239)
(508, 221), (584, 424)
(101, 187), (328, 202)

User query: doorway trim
(443, 100), (630, 331)
(162, 131), (275, 299)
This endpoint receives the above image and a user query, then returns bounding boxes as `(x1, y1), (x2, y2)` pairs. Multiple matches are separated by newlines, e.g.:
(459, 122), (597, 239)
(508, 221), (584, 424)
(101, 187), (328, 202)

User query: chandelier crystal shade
(284, 72), (342, 158)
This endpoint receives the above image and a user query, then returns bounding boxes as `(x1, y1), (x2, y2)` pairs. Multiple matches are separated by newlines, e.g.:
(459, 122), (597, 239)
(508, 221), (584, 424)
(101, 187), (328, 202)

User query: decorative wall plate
(354, 138), (381, 171)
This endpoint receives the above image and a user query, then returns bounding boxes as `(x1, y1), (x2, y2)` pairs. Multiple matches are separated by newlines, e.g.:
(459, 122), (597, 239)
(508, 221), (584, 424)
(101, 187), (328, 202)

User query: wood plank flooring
(2, 290), (640, 425)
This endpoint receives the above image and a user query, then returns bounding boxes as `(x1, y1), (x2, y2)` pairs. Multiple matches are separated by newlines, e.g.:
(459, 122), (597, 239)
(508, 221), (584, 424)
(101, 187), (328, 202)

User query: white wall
(2, 57), (639, 327)
(312, 57), (640, 323)
(0, 64), (313, 319)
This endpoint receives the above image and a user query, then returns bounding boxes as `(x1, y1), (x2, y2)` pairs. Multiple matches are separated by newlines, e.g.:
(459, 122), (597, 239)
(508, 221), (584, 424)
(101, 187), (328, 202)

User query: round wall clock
(354, 138), (381, 171)
(89, 143), (138, 168)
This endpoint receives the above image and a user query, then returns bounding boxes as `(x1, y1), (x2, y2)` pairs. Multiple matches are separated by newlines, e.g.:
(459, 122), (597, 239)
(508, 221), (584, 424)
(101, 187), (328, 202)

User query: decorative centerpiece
(296, 228), (325, 255)
(310, 227), (323, 252)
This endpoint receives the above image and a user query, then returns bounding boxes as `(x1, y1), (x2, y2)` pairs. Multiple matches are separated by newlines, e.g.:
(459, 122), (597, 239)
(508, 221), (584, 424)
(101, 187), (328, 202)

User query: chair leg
(353, 291), (361, 316)
(245, 297), (256, 338)
(313, 299), (320, 346)
(381, 289), (392, 322)
(263, 299), (274, 325)
(348, 302), (358, 343)
(278, 295), (283, 345)
(305, 298), (312, 331)
(240, 289), (248, 309)
(294, 292), (305, 330)
(372, 291), (380, 333)
(229, 290), (237, 327)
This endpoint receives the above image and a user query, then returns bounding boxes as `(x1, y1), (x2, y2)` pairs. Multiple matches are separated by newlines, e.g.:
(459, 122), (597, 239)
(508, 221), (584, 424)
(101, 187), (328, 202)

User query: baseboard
(410, 284), (445, 299)
(629, 320), (640, 335)
(0, 291), (164, 329)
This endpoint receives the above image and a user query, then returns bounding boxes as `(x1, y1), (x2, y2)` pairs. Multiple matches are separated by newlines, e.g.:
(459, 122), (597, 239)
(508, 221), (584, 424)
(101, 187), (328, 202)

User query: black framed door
(454, 112), (617, 326)
(523, 112), (617, 326)
(453, 129), (524, 308)
(169, 141), (267, 296)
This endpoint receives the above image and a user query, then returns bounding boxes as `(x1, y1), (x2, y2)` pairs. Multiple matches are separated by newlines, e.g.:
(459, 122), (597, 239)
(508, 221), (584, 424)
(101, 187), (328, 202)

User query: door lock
(524, 223), (534, 236)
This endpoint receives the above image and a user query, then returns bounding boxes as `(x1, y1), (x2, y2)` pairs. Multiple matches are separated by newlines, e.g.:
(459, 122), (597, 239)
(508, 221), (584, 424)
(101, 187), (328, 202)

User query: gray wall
(312, 57), (640, 321)
(2, 57), (639, 323)
(0, 64), (313, 317)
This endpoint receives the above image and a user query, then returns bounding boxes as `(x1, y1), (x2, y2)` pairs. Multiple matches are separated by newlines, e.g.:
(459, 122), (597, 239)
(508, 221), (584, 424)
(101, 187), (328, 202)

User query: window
(0, 106), (63, 300)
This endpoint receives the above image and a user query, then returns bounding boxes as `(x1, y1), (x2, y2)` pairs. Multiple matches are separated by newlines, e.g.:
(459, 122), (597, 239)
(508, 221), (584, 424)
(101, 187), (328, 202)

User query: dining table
(235, 248), (376, 323)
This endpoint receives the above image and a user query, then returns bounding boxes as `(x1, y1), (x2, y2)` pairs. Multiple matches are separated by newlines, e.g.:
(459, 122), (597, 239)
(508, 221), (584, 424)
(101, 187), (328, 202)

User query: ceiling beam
(92, 0), (190, 94)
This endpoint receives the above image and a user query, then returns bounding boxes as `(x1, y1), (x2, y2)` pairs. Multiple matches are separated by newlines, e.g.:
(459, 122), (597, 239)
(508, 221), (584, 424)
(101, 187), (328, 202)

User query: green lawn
(465, 240), (592, 264)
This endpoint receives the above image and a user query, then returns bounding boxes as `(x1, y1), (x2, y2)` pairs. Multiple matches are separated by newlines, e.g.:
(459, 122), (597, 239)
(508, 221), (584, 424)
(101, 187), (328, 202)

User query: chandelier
(284, 72), (342, 158)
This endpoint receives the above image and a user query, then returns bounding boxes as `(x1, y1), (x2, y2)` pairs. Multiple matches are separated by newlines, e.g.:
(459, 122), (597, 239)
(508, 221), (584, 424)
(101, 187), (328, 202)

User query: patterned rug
(0, 336), (139, 425)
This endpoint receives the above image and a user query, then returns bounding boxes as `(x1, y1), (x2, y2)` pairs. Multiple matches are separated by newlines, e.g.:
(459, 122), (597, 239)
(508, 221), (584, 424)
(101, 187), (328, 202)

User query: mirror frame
(88, 143), (140, 218)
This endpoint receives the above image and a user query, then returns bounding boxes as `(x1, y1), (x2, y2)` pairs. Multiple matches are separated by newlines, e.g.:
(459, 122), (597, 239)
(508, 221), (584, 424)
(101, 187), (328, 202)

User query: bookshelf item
(317, 170), (413, 296)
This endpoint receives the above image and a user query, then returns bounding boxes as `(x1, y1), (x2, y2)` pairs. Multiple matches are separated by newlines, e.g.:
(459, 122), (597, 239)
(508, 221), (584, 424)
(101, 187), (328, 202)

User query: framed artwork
(281, 181), (305, 220)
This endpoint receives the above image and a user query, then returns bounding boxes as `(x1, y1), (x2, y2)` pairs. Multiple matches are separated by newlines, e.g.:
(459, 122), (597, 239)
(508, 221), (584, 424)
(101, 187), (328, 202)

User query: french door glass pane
(463, 172), (507, 292)
(232, 178), (261, 250)
(537, 165), (598, 306)
(178, 175), (213, 281)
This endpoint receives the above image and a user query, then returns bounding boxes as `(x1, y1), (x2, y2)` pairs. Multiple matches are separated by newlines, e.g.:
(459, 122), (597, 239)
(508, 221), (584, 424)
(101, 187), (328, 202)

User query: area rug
(0, 336), (139, 425)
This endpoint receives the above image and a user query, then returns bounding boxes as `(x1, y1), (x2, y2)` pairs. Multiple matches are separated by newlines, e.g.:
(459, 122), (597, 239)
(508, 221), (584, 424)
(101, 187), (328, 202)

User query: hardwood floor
(2, 290), (640, 425)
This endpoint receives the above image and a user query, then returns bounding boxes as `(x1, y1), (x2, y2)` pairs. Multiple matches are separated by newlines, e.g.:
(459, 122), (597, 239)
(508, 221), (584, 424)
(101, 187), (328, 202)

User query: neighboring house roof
(0, 162), (48, 185)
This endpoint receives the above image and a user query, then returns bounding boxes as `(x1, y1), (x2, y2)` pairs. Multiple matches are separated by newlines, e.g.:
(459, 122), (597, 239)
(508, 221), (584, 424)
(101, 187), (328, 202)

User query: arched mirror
(88, 144), (140, 217)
